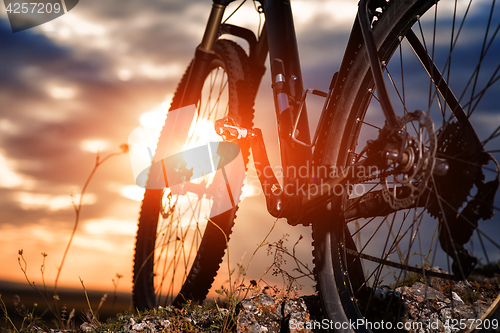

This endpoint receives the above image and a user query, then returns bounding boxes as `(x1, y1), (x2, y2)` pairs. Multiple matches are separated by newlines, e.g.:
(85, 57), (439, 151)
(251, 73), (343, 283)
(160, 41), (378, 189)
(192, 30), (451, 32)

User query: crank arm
(215, 117), (286, 217)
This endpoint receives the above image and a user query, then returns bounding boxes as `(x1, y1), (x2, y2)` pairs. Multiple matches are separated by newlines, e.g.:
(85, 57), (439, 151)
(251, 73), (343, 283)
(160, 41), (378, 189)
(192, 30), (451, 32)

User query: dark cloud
(0, 19), (69, 61)
(0, 19), (68, 100)
(62, 0), (208, 64)
(0, 9), (181, 188)
(73, 0), (206, 21)
(0, 0), (498, 293)
(0, 7), (178, 239)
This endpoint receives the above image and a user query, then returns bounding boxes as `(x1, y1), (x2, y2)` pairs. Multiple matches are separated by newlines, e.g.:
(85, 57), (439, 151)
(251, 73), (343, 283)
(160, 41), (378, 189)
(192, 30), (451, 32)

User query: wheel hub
(381, 111), (437, 209)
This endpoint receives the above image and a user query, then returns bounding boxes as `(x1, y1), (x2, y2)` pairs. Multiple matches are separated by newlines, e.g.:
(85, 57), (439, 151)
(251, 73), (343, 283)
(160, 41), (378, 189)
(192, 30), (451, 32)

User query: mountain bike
(132, 0), (500, 331)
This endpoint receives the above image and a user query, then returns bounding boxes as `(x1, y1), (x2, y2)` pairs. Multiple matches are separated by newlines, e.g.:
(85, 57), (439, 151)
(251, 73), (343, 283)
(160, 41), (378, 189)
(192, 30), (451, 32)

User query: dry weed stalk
(52, 144), (129, 320)
(12, 144), (128, 331)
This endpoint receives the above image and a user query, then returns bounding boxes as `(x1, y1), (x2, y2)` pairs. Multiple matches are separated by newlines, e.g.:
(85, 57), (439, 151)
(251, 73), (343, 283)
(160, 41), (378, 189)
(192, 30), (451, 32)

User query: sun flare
(80, 139), (111, 153)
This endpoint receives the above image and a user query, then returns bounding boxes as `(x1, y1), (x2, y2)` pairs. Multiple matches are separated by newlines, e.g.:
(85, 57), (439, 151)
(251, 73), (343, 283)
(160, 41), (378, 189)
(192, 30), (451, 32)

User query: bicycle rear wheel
(313, 0), (500, 330)
(133, 40), (254, 310)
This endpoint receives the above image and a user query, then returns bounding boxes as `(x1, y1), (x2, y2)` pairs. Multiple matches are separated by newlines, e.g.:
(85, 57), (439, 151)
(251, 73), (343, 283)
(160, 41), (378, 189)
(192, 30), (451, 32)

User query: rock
(237, 293), (283, 333)
(283, 298), (312, 333)
(79, 322), (94, 332)
(396, 281), (492, 333)
(236, 294), (318, 333)
(451, 291), (463, 304)
(121, 314), (171, 332)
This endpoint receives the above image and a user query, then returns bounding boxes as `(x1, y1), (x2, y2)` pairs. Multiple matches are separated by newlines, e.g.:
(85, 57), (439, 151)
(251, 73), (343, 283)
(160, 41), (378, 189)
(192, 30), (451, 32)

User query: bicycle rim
(314, 0), (500, 330)
(133, 40), (253, 309)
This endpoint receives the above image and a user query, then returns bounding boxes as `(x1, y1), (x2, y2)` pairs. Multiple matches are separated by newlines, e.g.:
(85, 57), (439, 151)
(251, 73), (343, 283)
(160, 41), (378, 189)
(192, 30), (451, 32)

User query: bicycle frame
(185, 0), (421, 224)
(133, 0), (500, 319)
(185, 0), (315, 222)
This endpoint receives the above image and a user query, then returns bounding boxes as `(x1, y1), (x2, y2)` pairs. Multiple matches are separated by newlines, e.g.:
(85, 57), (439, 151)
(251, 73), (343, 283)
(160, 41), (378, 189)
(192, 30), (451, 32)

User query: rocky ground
(16, 268), (500, 333)
(233, 268), (499, 332)
(235, 281), (498, 333)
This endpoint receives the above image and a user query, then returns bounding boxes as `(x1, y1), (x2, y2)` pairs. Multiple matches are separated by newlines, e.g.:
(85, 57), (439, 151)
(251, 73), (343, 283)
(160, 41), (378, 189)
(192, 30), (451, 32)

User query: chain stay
(342, 244), (458, 281)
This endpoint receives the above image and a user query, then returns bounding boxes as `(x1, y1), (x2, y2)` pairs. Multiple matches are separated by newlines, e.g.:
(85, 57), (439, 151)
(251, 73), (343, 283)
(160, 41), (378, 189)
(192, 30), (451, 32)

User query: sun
(80, 139), (110, 153)
(184, 117), (223, 150)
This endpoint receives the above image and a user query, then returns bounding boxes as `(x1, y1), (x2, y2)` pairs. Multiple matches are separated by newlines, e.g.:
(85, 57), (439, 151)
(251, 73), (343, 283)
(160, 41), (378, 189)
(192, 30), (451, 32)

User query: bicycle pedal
(214, 117), (251, 141)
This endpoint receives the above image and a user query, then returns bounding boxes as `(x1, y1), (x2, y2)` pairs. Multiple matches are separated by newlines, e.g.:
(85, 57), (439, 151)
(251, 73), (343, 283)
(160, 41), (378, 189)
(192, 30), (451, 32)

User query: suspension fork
(176, 0), (233, 107)
(178, 0), (269, 107)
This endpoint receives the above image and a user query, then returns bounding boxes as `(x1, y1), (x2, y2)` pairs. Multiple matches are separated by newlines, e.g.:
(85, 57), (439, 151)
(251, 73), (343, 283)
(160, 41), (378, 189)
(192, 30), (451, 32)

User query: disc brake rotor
(381, 111), (437, 209)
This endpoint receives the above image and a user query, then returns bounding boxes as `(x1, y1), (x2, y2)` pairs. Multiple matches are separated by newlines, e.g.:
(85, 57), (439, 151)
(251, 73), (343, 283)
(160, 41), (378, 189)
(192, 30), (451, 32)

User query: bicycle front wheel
(313, 0), (500, 330)
(133, 40), (254, 310)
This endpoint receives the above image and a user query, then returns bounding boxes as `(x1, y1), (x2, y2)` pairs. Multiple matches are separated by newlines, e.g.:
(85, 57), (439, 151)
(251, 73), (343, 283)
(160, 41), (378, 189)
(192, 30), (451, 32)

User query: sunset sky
(1, 0), (498, 304)
(0, 0), (357, 296)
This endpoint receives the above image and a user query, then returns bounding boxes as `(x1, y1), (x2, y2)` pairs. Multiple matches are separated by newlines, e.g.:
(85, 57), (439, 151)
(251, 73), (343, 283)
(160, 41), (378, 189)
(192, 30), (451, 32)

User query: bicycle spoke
(467, 0), (497, 117)
(326, 0), (500, 326)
